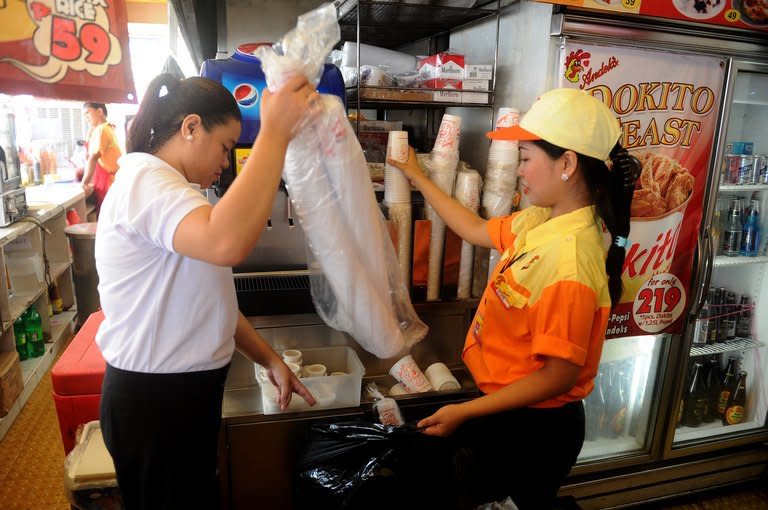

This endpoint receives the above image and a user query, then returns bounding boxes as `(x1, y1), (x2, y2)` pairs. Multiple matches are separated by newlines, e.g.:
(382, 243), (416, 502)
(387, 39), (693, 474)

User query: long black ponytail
(532, 140), (640, 307)
(127, 73), (241, 154)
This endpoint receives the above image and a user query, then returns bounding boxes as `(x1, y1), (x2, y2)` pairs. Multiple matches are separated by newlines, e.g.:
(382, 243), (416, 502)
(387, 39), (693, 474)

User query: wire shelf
(336, 0), (498, 48)
(713, 255), (768, 268)
(690, 337), (762, 357)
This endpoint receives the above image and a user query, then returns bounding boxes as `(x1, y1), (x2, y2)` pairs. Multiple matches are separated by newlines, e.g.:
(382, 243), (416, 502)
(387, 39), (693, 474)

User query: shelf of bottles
(720, 183), (768, 192)
(675, 354), (756, 443)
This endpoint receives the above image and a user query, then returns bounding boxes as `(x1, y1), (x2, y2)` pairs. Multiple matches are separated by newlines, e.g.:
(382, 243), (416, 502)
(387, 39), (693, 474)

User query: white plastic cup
(425, 362), (461, 391)
(389, 354), (433, 393)
(285, 362), (301, 378)
(282, 349), (303, 366)
(302, 363), (327, 378)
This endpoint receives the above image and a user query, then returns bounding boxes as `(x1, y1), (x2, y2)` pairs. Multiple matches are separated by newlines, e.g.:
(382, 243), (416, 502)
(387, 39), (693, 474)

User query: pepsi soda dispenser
(200, 42), (346, 146)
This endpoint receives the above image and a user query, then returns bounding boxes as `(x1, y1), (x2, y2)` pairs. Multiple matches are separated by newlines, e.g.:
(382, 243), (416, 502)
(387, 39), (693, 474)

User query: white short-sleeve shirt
(94, 153), (238, 373)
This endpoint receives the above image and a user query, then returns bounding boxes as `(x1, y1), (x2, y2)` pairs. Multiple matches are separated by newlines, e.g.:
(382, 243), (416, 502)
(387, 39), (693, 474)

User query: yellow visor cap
(488, 88), (621, 161)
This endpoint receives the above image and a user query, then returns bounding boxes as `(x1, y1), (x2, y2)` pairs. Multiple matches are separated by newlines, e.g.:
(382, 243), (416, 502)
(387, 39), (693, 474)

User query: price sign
(632, 272), (687, 333)
(0, 0), (135, 103)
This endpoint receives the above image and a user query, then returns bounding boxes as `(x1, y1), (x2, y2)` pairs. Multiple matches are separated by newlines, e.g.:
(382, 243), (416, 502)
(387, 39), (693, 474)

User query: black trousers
(100, 363), (229, 510)
(452, 400), (585, 510)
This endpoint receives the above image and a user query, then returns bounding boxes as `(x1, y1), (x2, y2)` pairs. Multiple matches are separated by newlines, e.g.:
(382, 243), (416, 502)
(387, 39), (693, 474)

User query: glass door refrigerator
(666, 61), (768, 457)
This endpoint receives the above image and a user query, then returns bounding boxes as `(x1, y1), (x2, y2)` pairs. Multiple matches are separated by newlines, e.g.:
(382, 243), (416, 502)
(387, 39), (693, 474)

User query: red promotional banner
(537, 1), (768, 33)
(558, 42), (725, 338)
(0, 0), (136, 103)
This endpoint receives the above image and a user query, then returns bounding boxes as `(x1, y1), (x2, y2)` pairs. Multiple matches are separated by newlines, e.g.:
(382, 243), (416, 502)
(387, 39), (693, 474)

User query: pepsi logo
(233, 83), (259, 108)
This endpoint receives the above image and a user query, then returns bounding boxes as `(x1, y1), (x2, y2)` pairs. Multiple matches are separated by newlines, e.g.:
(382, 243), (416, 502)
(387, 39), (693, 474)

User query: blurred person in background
(82, 102), (122, 213)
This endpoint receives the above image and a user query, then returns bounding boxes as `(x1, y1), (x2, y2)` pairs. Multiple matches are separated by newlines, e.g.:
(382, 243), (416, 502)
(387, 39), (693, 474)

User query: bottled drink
(14, 315), (28, 361)
(723, 371), (747, 426)
(25, 306), (44, 358)
(725, 292), (737, 340)
(708, 287), (723, 344)
(722, 199), (743, 256)
(718, 357), (737, 416)
(682, 362), (707, 427)
(692, 292), (710, 346)
(607, 364), (628, 437)
(703, 357), (721, 423)
(584, 370), (604, 441)
(740, 200), (760, 257)
(736, 296), (752, 338)
(48, 281), (63, 314)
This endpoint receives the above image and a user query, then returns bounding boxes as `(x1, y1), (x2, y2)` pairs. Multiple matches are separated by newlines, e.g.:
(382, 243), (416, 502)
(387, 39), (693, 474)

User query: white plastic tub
(256, 346), (365, 415)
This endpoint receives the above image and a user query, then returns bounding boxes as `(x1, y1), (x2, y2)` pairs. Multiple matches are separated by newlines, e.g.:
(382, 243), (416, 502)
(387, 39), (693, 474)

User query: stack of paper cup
(453, 166), (482, 299)
(483, 107), (521, 280)
(427, 114), (461, 301)
(385, 131), (413, 289)
(425, 362), (461, 391)
(389, 354), (433, 393)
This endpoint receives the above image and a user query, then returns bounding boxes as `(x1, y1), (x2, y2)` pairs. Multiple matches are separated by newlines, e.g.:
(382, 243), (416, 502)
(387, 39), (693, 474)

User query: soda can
(756, 154), (768, 184)
(736, 155), (754, 184)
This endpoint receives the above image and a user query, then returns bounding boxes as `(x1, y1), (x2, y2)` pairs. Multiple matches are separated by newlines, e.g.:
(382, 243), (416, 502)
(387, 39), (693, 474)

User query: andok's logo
(564, 49), (619, 90)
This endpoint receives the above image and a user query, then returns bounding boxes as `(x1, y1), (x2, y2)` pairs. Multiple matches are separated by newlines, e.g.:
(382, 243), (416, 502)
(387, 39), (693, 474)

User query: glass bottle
(718, 357), (737, 416)
(703, 357), (721, 423)
(723, 371), (747, 426)
(682, 361), (707, 427)
(48, 281), (63, 314)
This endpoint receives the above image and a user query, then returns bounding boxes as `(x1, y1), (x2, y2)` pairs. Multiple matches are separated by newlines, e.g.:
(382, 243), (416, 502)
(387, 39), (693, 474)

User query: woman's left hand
(266, 359), (317, 411)
(417, 403), (470, 437)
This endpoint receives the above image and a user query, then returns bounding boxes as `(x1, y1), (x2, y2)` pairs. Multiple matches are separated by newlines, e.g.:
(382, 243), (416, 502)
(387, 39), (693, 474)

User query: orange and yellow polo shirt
(462, 205), (611, 408)
(87, 122), (121, 175)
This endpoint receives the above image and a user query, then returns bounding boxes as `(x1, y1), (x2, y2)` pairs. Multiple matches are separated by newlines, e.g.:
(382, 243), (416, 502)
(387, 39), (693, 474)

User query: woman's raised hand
(260, 75), (319, 143)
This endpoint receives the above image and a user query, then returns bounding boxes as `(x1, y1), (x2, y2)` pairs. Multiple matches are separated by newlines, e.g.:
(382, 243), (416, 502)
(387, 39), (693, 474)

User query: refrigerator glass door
(579, 334), (667, 462)
(674, 66), (768, 446)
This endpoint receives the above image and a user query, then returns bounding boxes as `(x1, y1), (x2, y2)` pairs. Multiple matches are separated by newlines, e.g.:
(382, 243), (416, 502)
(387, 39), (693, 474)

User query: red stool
(52, 311), (105, 454)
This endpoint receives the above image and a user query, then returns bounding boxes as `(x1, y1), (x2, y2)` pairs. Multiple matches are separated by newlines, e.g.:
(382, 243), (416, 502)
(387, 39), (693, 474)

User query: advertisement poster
(558, 42), (725, 337)
(0, 0), (136, 103)
(538, 0), (768, 33)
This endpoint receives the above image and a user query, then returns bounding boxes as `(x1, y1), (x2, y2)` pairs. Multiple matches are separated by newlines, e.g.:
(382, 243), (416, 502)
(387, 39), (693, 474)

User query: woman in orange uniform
(388, 88), (640, 509)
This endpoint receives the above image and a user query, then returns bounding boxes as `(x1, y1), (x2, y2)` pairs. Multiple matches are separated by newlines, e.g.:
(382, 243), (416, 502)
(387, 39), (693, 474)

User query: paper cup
(388, 382), (410, 396)
(384, 164), (412, 204)
(302, 363), (327, 378)
(389, 354), (433, 393)
(285, 362), (301, 378)
(282, 349), (302, 366)
(495, 107), (520, 128)
(425, 362), (461, 391)
(386, 131), (409, 163)
(433, 114), (462, 153)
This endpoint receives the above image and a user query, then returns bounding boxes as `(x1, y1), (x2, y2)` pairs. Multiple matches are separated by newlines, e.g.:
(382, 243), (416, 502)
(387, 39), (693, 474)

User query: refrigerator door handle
(690, 230), (713, 318)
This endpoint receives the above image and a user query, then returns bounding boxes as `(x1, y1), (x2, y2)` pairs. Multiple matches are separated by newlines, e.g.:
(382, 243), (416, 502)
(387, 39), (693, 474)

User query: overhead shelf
(347, 86), (494, 108)
(335, 0), (500, 48)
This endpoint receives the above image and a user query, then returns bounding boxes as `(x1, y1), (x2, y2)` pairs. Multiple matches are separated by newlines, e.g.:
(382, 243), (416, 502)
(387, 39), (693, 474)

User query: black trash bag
(295, 421), (462, 510)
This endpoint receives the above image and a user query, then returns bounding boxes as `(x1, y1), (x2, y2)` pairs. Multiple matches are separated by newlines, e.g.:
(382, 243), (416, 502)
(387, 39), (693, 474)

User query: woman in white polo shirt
(95, 73), (318, 509)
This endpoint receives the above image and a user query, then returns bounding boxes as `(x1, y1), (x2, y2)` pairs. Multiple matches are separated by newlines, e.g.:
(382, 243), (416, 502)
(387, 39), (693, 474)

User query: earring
(561, 172), (569, 182)
(185, 134), (193, 141)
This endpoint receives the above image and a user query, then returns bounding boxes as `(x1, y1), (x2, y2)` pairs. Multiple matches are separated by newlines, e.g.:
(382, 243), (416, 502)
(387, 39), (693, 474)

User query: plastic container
(257, 346), (365, 414)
